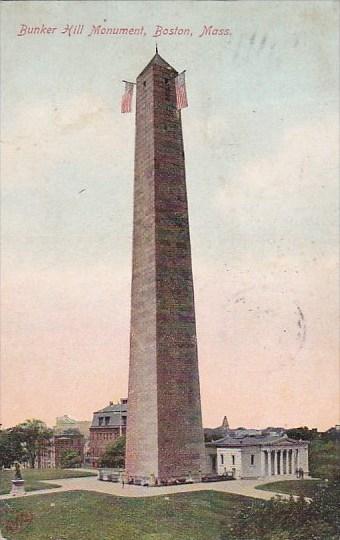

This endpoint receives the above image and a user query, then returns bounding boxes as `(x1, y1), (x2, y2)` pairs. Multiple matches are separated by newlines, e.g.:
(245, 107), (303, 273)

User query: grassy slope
(0, 490), (249, 540)
(256, 479), (324, 498)
(0, 469), (96, 495)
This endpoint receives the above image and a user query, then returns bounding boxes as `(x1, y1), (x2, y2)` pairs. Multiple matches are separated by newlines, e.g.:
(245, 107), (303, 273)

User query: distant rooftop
(204, 418), (285, 440)
(209, 433), (308, 448)
(56, 415), (78, 424)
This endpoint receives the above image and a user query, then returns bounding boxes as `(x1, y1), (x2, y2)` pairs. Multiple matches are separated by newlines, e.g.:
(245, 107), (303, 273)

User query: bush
(309, 440), (339, 480)
(99, 436), (125, 468)
(227, 482), (340, 540)
(60, 450), (82, 469)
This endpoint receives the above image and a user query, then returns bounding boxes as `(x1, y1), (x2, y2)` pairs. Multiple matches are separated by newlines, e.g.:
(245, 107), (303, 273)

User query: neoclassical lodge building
(206, 433), (309, 479)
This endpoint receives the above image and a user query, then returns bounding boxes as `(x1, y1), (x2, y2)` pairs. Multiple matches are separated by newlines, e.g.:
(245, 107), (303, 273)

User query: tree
(99, 436), (126, 468)
(61, 428), (82, 437)
(11, 419), (53, 468)
(286, 426), (319, 441)
(0, 429), (27, 468)
(60, 450), (82, 468)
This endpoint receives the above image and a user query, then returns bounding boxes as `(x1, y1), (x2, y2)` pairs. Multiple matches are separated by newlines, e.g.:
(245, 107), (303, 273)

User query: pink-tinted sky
(1, 1), (339, 431)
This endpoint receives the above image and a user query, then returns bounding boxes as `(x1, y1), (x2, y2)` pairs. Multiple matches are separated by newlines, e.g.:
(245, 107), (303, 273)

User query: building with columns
(207, 433), (309, 479)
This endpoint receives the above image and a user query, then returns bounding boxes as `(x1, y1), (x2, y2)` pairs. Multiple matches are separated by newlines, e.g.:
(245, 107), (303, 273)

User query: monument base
(10, 479), (25, 496)
(127, 473), (201, 487)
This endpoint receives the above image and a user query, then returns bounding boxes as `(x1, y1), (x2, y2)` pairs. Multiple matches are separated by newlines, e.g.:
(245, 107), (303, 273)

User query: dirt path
(0, 475), (302, 501)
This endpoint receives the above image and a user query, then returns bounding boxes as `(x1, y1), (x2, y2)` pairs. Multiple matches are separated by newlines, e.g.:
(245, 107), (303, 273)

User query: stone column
(260, 450), (265, 477)
(293, 449), (298, 474)
(304, 445), (309, 475)
(280, 450), (284, 476)
(283, 450), (287, 474)
(273, 451), (277, 475)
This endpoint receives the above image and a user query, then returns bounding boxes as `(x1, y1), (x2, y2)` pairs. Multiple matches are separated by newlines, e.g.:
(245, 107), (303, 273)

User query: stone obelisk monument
(125, 52), (206, 484)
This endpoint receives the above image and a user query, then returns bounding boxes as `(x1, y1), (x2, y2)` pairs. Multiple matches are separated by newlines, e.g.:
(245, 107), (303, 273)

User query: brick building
(88, 398), (127, 468)
(125, 52), (206, 484)
(36, 441), (55, 468)
(35, 433), (83, 469)
(54, 431), (85, 468)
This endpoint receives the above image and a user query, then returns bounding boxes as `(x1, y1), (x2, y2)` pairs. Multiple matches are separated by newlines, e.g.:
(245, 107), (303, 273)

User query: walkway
(0, 474), (304, 502)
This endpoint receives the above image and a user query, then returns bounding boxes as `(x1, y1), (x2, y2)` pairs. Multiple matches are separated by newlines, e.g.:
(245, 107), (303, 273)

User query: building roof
(54, 416), (91, 437)
(138, 52), (177, 78)
(93, 401), (127, 414)
(91, 400), (127, 429)
(209, 434), (308, 448)
(56, 415), (77, 424)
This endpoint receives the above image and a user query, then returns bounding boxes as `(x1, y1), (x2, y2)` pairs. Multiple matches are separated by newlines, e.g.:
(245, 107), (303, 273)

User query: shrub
(60, 450), (82, 469)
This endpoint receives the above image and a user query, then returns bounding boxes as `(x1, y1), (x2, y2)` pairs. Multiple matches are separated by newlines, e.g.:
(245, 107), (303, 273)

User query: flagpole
(122, 80), (136, 85)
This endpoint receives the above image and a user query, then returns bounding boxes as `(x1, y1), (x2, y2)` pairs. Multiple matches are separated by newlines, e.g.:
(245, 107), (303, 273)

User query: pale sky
(1, 1), (339, 431)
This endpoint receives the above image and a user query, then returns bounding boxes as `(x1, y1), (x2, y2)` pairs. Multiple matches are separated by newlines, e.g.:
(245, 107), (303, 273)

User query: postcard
(0, 1), (338, 539)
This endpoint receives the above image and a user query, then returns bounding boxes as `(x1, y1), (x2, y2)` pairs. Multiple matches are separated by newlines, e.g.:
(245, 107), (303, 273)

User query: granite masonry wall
(125, 54), (206, 483)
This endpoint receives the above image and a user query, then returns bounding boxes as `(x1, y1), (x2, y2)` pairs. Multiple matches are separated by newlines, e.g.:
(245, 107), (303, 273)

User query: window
(220, 454), (224, 465)
(232, 455), (235, 465)
(143, 81), (146, 88)
(105, 416), (110, 426)
(98, 417), (103, 426)
(251, 454), (255, 465)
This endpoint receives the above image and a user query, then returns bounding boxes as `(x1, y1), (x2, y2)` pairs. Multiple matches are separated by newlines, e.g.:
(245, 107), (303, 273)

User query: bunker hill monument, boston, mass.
(125, 51), (207, 484)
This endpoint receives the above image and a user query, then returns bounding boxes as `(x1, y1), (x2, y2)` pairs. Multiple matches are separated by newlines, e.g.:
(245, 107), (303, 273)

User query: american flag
(175, 71), (188, 110)
(121, 82), (134, 113)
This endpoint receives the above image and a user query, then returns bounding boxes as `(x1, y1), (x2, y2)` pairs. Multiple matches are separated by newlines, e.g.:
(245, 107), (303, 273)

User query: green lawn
(256, 479), (326, 498)
(0, 469), (96, 495)
(1, 487), (338, 539)
(0, 490), (248, 540)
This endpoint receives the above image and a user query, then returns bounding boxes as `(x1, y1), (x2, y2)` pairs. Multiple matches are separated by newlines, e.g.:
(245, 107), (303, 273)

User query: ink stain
(258, 34), (267, 52)
(296, 305), (306, 351)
